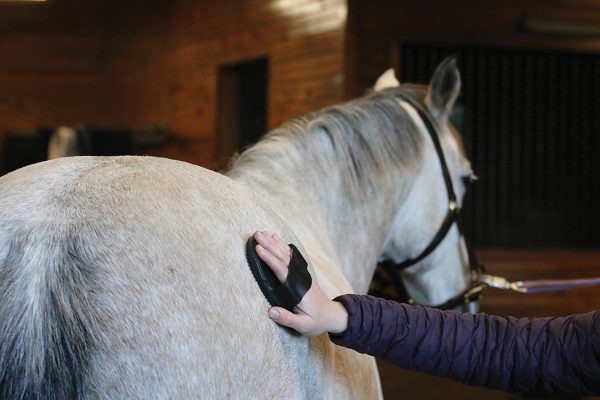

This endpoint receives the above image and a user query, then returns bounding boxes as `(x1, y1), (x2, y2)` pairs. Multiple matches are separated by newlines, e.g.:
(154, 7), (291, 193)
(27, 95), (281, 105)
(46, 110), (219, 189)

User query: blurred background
(1, 0), (599, 398)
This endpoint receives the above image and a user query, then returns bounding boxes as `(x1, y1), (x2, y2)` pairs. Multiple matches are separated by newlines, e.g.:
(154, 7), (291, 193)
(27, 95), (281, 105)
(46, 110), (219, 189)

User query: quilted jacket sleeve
(329, 294), (600, 396)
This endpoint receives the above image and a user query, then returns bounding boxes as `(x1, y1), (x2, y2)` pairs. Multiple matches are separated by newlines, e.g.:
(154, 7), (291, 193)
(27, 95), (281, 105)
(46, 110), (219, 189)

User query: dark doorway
(216, 58), (269, 170)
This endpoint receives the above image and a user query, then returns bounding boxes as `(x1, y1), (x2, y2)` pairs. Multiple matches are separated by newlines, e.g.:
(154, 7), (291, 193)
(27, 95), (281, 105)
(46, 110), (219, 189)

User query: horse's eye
(461, 175), (476, 189)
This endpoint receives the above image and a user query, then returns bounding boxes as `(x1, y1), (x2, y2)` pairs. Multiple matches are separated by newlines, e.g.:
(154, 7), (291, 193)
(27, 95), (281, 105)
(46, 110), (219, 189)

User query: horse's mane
(227, 85), (428, 201)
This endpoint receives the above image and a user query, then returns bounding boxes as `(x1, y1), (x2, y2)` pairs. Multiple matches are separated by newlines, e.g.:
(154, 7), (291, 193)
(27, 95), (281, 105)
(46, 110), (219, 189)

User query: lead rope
(476, 274), (600, 294)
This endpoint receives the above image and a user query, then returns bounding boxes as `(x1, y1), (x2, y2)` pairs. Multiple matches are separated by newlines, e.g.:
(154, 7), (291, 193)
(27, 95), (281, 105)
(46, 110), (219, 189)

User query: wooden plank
(0, 0), (347, 167)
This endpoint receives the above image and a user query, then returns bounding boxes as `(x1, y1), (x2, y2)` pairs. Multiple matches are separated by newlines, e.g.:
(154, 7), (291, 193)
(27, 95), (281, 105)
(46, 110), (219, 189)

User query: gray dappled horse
(0, 58), (474, 399)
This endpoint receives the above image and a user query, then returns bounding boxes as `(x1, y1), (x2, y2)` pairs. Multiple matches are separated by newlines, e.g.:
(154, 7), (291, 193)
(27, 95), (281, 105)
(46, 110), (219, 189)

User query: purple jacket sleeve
(329, 294), (600, 396)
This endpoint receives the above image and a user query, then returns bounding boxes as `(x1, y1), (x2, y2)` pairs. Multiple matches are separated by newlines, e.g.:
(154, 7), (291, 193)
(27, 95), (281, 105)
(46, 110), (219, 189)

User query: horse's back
(0, 156), (379, 399)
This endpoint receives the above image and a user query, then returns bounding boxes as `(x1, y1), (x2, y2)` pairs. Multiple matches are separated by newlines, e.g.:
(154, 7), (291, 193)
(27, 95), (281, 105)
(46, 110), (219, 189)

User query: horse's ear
(426, 57), (461, 118)
(373, 68), (400, 91)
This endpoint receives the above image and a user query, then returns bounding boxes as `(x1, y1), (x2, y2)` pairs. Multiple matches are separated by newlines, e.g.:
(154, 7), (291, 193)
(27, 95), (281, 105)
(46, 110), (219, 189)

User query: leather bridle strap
(391, 205), (459, 270)
(375, 95), (485, 309)
(392, 97), (460, 270)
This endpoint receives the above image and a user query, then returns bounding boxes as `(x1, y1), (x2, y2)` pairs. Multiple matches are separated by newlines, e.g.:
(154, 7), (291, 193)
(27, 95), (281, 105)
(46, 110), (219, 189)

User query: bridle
(371, 95), (600, 310)
(372, 95), (485, 310)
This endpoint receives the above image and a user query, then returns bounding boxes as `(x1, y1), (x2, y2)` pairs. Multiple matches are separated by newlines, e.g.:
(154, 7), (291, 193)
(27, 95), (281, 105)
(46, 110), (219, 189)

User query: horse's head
(377, 58), (479, 311)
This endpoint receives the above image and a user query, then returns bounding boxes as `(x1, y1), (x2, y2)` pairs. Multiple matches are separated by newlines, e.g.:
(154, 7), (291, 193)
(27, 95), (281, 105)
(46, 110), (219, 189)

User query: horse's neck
(228, 145), (400, 295)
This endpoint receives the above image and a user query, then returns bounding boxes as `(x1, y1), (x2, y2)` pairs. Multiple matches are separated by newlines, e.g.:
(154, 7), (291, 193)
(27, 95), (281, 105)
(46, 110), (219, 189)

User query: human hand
(253, 231), (348, 336)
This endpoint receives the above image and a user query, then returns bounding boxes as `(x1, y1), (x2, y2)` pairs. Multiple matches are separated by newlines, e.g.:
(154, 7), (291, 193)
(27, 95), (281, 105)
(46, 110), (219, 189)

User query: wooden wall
(0, 1), (107, 133)
(347, 0), (600, 95)
(98, 0), (347, 166)
(0, 0), (347, 167)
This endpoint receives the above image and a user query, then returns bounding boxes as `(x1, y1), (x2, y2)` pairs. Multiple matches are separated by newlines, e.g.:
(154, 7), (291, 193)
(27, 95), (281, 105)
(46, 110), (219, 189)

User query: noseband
(373, 95), (485, 310)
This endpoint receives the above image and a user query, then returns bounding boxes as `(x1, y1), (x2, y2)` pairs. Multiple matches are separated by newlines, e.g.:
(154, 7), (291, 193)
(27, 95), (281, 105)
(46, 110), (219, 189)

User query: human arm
(331, 294), (600, 396)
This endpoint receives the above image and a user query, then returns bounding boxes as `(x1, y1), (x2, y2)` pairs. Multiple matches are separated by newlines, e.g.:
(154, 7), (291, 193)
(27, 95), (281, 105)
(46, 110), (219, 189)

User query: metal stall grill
(400, 44), (600, 248)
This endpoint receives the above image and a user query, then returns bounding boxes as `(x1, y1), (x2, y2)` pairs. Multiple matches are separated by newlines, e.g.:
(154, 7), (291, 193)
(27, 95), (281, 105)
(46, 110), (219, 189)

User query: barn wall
(0, 0), (347, 167)
(0, 1), (106, 134)
(99, 0), (347, 166)
(347, 0), (600, 95)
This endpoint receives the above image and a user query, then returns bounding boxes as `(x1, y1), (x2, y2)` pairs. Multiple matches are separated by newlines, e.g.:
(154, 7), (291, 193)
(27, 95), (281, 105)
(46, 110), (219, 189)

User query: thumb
(268, 307), (312, 335)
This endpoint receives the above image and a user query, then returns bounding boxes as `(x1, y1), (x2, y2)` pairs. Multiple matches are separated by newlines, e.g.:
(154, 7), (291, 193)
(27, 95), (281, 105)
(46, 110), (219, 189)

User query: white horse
(0, 58), (474, 399)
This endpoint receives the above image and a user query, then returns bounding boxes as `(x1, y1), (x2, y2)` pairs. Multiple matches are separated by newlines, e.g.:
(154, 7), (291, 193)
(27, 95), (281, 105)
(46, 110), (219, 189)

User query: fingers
(255, 243), (288, 282)
(253, 231), (292, 283)
(253, 231), (291, 265)
(268, 307), (315, 336)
